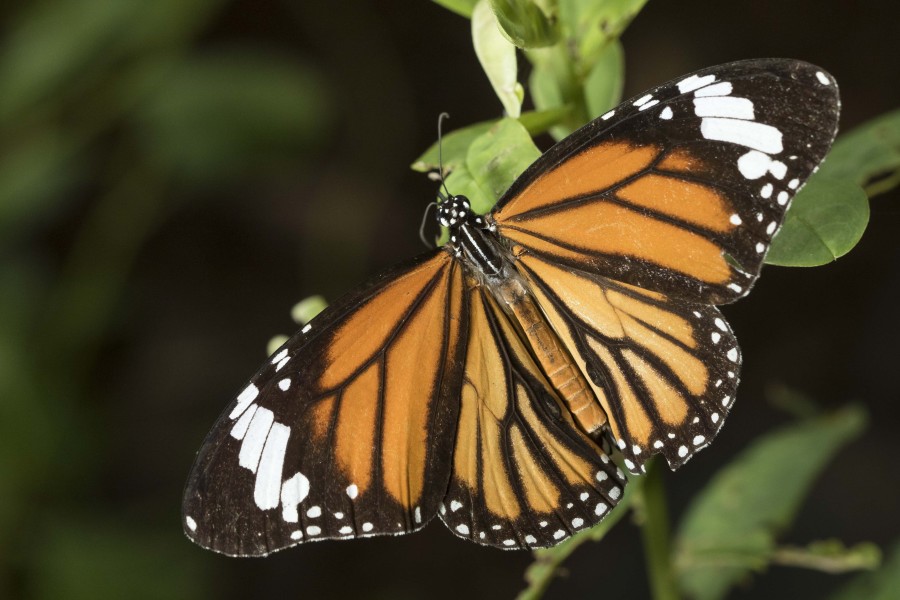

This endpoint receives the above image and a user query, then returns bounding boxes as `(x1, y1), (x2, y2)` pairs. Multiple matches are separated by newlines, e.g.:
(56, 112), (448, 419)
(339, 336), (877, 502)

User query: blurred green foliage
(674, 406), (869, 600)
(0, 0), (331, 597)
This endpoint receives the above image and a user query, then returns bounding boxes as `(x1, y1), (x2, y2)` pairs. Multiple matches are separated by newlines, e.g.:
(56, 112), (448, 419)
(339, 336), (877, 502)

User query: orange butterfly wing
(494, 60), (840, 304)
(183, 251), (467, 555)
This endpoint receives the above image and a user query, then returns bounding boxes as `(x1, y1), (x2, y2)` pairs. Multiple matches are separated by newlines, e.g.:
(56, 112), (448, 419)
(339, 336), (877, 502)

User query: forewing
(492, 59), (840, 305)
(182, 250), (467, 556)
(439, 283), (626, 549)
(516, 251), (739, 474)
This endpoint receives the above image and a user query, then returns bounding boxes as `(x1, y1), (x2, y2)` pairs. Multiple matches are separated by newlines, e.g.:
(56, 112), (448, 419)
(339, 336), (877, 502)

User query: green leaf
(466, 118), (541, 207)
(133, 50), (330, 184)
(674, 405), (867, 600)
(472, 0), (525, 118)
(817, 108), (900, 197)
(766, 176), (869, 267)
(489, 0), (559, 48)
(432, 0), (479, 18)
(558, 0), (648, 68)
(410, 107), (569, 173)
(527, 44), (584, 139)
(443, 162), (493, 216)
(583, 39), (624, 119)
(831, 541), (900, 600)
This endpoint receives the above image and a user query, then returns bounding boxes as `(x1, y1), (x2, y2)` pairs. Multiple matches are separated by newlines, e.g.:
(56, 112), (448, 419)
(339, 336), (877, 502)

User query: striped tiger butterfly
(183, 59), (839, 555)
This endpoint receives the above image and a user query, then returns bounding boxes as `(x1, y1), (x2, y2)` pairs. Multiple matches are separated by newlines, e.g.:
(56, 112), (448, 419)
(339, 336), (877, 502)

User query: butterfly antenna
(419, 201), (438, 248)
(437, 112), (452, 199)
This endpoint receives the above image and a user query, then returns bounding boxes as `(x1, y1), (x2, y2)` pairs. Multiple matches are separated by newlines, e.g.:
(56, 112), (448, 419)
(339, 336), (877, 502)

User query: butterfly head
(437, 194), (491, 231)
(436, 195), (471, 228)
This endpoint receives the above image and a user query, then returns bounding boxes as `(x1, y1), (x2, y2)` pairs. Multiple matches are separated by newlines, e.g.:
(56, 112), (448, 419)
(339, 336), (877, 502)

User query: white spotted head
(436, 195), (472, 228)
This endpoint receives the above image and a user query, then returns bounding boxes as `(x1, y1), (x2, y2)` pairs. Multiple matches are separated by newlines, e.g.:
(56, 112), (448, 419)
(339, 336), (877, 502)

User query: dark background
(3, 0), (898, 598)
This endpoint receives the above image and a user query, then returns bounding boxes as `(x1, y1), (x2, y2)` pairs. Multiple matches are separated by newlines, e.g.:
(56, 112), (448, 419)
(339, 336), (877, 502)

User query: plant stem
(639, 459), (680, 600)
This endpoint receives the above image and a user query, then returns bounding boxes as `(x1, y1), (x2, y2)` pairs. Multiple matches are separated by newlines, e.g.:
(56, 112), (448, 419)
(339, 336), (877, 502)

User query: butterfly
(182, 59), (840, 555)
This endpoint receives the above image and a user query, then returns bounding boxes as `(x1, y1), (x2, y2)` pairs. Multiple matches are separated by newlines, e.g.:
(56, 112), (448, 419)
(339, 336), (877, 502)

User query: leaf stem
(638, 459), (680, 600)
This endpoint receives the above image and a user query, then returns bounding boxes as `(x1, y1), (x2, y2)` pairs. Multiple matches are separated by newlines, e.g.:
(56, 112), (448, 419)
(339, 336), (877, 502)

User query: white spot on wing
(450, 500), (463, 512)
(727, 347), (739, 362)
(633, 94), (653, 107)
(700, 118), (783, 153)
(693, 96), (754, 120)
(230, 383), (259, 419)
(677, 73), (716, 93)
(678, 445), (688, 458)
(769, 160), (787, 179)
(595, 502), (608, 516)
(238, 407), (274, 472)
(186, 516), (197, 532)
(456, 524), (470, 535)
(816, 71), (831, 85)
(302, 323), (312, 333)
(572, 517), (584, 528)
(290, 530), (302, 540)
(306, 506), (321, 518)
(362, 522), (374, 532)
(601, 110), (615, 120)
(659, 106), (673, 120)
(281, 472), (310, 523)
(415, 506), (422, 524)
(270, 348), (288, 365)
(553, 529), (565, 540)
(761, 183), (773, 198)
(278, 378), (291, 391)
(339, 526), (353, 535)
(306, 525), (321, 536)
(525, 535), (537, 544)
(609, 487), (621, 500)
(230, 404), (258, 440)
(738, 150), (773, 179)
(346, 484), (359, 499)
(694, 81), (733, 97)
(638, 99), (660, 111)
(254, 422), (290, 510)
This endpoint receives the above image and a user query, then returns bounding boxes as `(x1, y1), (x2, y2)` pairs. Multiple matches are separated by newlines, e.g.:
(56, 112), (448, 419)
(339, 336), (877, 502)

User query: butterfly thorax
(440, 195), (506, 280)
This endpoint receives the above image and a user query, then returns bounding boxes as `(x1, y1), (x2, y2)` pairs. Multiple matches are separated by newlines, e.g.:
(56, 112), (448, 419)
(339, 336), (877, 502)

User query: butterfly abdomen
(494, 276), (609, 434)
